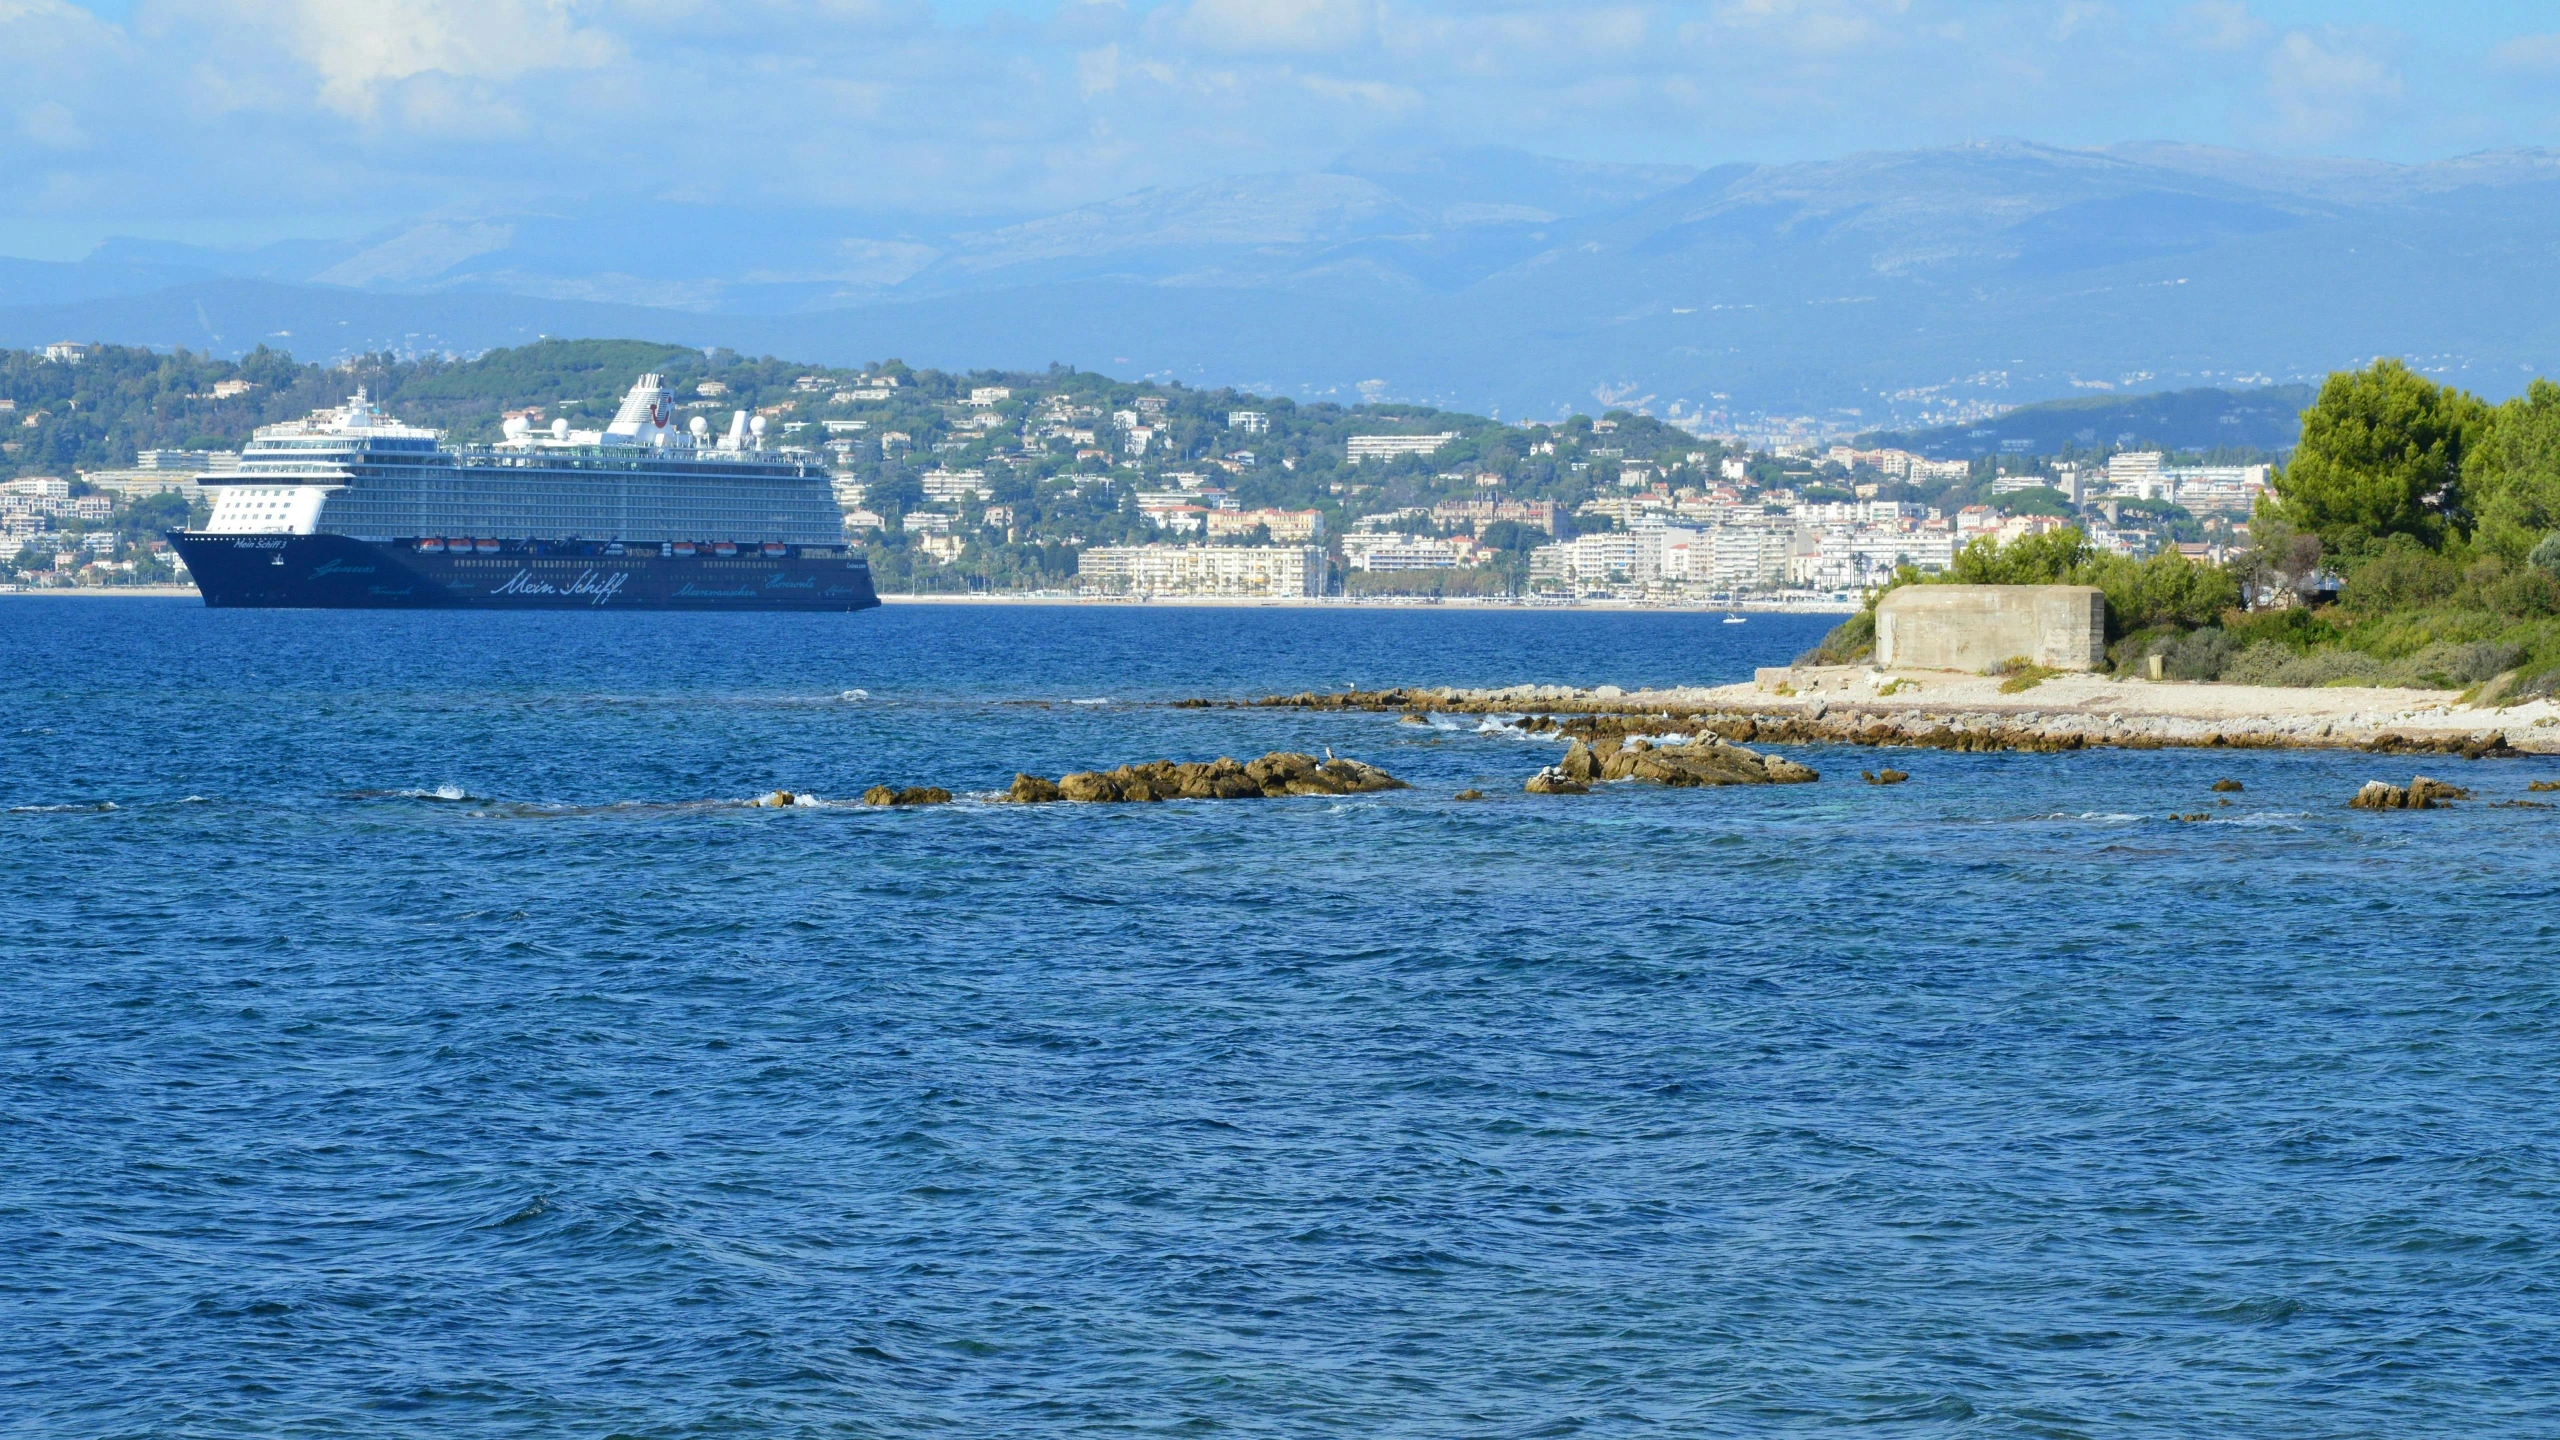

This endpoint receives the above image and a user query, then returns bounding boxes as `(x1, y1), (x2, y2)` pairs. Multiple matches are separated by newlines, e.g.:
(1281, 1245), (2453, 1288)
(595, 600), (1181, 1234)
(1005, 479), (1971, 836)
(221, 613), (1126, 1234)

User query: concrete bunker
(1875, 584), (2106, 672)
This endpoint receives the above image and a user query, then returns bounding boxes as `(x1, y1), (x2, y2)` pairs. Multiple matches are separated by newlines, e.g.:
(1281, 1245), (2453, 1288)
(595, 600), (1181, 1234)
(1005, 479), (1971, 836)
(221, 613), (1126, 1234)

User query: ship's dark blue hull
(172, 533), (881, 612)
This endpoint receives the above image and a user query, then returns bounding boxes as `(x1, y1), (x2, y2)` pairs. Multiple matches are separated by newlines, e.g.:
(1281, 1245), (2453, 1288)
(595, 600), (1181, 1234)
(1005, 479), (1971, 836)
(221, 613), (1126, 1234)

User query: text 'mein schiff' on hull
(170, 376), (880, 611)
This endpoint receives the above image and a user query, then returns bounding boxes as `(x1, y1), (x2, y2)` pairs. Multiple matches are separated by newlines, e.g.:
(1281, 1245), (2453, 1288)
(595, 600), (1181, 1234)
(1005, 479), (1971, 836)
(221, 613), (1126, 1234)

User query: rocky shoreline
(1212, 665), (2560, 757)
(1006, 751), (1408, 804)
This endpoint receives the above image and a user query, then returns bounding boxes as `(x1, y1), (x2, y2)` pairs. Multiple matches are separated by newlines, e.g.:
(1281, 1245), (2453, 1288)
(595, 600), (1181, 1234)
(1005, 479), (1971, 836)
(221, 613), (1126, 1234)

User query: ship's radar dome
(749, 415), (767, 437)
(689, 415), (710, 437)
(502, 416), (530, 440)
(551, 418), (570, 440)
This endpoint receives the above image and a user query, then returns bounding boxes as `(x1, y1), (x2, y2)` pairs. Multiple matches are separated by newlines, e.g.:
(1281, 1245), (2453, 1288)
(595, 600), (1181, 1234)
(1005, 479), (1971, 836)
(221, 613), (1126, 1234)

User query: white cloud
(2261, 27), (2403, 145)
(170, 0), (619, 120)
(1705, 0), (1907, 56)
(1167, 0), (1375, 55)
(2490, 32), (2560, 75)
(21, 99), (86, 148)
(2173, 0), (2263, 53)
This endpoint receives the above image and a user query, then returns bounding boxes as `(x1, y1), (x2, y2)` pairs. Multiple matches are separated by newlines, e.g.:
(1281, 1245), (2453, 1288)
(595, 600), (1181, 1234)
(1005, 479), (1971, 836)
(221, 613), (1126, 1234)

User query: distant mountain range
(1861, 385), (2318, 458)
(3, 141), (2555, 425)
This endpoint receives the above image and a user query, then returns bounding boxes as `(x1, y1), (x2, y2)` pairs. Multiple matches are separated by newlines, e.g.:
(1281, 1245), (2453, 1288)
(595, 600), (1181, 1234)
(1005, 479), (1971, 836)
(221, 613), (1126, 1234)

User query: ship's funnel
(604, 374), (669, 439)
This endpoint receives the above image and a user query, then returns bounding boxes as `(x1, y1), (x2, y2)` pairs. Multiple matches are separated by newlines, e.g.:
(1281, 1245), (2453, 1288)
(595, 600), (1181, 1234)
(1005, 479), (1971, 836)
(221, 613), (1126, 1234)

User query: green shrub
(2223, 605), (2342, 653)
(2531, 532), (2560, 580)
(2393, 639), (2524, 688)
(2221, 644), (2392, 686)
(1798, 607), (1876, 666)
(2340, 538), (2463, 611)
(2153, 627), (2240, 680)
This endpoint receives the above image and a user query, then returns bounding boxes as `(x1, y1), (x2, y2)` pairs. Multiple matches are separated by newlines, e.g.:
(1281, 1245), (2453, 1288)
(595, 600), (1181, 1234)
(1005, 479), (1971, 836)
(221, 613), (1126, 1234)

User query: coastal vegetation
(1806, 358), (2560, 696)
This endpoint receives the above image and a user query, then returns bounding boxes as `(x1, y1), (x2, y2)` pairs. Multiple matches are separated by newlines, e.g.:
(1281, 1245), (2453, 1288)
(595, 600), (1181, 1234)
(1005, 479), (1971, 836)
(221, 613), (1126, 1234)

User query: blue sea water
(5, 597), (2560, 1438)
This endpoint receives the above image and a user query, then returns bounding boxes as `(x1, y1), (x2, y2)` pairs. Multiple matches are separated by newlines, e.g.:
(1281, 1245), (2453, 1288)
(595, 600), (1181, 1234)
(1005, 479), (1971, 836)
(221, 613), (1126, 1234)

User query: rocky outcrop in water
(863, 785), (952, 806)
(1579, 734), (1818, 787)
(1007, 752), (1407, 804)
(1523, 767), (1588, 795)
(2349, 776), (2470, 810)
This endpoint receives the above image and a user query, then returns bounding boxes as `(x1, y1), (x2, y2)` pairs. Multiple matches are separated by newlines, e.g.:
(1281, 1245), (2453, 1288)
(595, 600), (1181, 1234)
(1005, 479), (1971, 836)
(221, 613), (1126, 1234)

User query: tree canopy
(2267, 359), (2487, 556)
(2463, 377), (2560, 563)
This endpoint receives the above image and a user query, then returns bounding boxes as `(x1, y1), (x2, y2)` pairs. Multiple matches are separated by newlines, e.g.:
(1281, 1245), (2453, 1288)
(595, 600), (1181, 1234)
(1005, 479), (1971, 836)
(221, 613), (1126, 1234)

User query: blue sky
(9, 0), (2560, 258)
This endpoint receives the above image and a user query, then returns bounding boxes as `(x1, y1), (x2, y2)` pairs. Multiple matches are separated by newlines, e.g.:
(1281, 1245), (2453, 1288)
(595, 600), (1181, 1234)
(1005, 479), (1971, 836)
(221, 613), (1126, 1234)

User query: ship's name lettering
(309, 559), (377, 579)
(492, 568), (630, 604)
(764, 573), (815, 589)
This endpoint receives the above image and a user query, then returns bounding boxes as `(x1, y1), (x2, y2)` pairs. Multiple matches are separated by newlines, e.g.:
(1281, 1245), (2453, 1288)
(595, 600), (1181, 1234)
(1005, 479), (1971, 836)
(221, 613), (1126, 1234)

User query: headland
(1226, 666), (2560, 755)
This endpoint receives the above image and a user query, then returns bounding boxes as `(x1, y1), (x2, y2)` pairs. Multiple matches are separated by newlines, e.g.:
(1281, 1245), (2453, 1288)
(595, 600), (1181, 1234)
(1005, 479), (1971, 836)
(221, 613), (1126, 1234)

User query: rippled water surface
(7, 598), (2560, 1438)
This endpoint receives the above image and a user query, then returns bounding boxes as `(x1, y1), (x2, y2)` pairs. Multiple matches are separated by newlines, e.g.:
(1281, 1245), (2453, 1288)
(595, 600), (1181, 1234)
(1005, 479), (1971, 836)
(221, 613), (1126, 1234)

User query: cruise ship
(170, 375), (879, 611)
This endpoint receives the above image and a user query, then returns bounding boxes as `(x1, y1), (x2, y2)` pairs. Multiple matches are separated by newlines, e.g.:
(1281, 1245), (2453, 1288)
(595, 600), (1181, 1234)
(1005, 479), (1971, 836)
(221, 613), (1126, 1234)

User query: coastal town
(0, 341), (2263, 602)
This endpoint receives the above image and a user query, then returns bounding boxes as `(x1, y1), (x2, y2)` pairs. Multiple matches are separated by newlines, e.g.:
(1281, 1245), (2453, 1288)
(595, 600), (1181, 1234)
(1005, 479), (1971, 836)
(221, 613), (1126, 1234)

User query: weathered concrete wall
(1875, 584), (2106, 672)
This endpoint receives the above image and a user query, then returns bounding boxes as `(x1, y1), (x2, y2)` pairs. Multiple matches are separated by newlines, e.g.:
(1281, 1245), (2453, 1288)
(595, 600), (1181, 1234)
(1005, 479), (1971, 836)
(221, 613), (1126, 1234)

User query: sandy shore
(1245, 664), (2560, 755)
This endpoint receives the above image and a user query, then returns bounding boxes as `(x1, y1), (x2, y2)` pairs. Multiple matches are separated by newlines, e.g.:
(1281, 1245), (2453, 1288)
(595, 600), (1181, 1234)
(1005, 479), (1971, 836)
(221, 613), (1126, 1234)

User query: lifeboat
(417, 537), (445, 553)
(473, 538), (501, 554)
(761, 542), (786, 556)
(713, 541), (738, 557)
(672, 541), (697, 556)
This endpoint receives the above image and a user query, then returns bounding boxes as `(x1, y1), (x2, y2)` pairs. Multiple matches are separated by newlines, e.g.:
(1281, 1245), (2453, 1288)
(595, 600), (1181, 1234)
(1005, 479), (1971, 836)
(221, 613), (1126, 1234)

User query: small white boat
(1723, 612), (1746, 624)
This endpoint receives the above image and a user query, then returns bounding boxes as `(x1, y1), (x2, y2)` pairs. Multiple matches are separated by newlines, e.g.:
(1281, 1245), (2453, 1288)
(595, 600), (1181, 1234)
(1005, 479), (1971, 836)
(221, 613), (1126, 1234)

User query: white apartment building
(1347, 535), (1467, 571)
(1228, 411), (1269, 433)
(1528, 532), (1640, 589)
(1347, 433), (1457, 462)
(919, 468), (990, 503)
(2107, 451), (2165, 488)
(1078, 544), (1324, 597)
(1709, 526), (1791, 589)
(1205, 508), (1324, 543)
(2161, 463), (2270, 514)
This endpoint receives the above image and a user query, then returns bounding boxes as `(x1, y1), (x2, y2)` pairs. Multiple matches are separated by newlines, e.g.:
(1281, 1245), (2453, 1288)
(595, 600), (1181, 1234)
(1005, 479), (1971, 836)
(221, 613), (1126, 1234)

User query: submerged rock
(1863, 769), (1910, 785)
(1010, 752), (1408, 804)
(1453, 789), (1486, 801)
(2212, 779), (2245, 792)
(749, 790), (805, 808)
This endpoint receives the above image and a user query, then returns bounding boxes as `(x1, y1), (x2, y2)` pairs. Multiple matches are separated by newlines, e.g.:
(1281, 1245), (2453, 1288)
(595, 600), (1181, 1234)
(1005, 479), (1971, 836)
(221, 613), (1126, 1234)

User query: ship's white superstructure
(201, 376), (843, 545)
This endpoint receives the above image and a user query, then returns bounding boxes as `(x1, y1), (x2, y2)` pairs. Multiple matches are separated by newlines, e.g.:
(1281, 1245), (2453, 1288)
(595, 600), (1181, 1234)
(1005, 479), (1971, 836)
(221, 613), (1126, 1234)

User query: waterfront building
(1347, 535), (1467, 571)
(1078, 544), (1324, 598)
